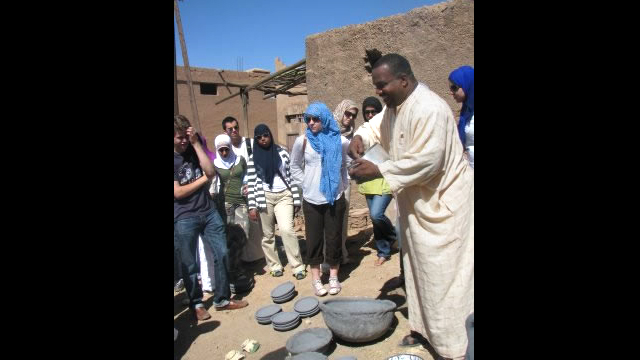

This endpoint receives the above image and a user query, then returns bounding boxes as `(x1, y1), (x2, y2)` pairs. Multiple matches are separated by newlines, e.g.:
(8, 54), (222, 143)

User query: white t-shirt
(465, 115), (474, 168)
(263, 161), (288, 193)
(231, 137), (253, 163)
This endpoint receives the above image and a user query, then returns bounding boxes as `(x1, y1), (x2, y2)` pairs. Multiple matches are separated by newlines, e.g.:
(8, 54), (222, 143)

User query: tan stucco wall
(176, 66), (278, 145)
(305, 0), (473, 130)
(274, 58), (309, 151)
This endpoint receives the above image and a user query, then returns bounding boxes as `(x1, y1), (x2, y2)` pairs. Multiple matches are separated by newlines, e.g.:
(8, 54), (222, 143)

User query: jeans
(365, 194), (396, 259)
(174, 232), (182, 283)
(174, 208), (230, 308)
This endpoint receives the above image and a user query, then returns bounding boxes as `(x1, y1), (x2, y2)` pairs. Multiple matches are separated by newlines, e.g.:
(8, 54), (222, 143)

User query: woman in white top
(290, 102), (350, 296)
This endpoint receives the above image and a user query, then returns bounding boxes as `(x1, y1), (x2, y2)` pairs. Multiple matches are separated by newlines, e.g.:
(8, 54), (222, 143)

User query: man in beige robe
(349, 54), (474, 360)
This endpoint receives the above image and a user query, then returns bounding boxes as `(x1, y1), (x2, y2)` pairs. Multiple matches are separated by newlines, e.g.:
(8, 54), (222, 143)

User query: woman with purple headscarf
(448, 65), (474, 168)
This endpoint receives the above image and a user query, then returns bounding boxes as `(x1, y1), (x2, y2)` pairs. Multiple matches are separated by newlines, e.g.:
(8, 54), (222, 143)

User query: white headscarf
(213, 134), (238, 169)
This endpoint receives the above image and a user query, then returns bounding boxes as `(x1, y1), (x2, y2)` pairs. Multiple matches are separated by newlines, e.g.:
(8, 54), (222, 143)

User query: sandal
(312, 279), (327, 296)
(294, 270), (307, 280)
(270, 269), (283, 277)
(328, 277), (341, 295)
(375, 257), (388, 266)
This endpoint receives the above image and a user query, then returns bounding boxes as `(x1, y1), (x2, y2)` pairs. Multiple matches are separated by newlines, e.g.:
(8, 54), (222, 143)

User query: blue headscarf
(304, 102), (343, 205)
(449, 66), (474, 147)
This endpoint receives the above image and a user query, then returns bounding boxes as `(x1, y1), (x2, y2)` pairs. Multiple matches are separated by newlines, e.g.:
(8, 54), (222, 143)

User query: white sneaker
(313, 279), (327, 296)
(328, 277), (341, 295)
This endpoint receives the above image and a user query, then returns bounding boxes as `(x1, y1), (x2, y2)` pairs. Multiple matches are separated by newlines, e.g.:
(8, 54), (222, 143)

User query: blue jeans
(365, 194), (396, 259)
(174, 208), (230, 308)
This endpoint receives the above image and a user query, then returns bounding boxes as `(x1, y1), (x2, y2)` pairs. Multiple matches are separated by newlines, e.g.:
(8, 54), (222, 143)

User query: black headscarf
(362, 96), (383, 122)
(252, 124), (282, 188)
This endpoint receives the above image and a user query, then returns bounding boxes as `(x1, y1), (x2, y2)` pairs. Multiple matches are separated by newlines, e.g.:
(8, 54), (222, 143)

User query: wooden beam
(244, 58), (305, 92)
(262, 91), (307, 100)
(218, 71), (233, 95)
(174, 0), (203, 135)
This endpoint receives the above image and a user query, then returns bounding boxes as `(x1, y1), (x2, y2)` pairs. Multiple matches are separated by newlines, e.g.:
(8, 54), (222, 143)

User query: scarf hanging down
(304, 102), (343, 205)
(449, 65), (474, 146)
(333, 99), (358, 140)
(251, 124), (281, 188)
(213, 134), (238, 169)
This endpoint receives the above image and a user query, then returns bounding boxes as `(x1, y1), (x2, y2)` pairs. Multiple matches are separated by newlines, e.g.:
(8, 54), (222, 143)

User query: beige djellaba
(354, 83), (474, 359)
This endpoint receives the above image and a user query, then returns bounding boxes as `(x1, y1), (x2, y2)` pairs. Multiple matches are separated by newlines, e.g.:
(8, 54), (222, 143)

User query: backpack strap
(301, 135), (307, 171)
(245, 137), (252, 157)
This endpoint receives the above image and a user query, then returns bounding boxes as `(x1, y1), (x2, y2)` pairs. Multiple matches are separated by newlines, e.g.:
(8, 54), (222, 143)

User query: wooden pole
(174, 33), (179, 116)
(174, 0), (202, 135)
(241, 91), (250, 139)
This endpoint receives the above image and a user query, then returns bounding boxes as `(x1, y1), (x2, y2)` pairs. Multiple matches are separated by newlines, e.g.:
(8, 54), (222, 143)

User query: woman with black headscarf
(246, 124), (306, 279)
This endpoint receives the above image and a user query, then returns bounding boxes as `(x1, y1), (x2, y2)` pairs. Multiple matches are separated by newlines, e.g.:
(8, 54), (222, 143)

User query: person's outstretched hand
(348, 135), (365, 160)
(348, 158), (382, 181)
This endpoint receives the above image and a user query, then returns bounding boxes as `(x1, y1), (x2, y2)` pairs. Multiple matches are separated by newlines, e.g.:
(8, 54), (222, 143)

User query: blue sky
(175, 0), (445, 72)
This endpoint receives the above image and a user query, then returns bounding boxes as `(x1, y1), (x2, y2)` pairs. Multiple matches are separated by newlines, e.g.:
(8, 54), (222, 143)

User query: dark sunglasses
(364, 110), (378, 115)
(225, 125), (239, 133)
(306, 116), (320, 123)
(344, 111), (357, 118)
(450, 84), (460, 92)
(254, 132), (270, 140)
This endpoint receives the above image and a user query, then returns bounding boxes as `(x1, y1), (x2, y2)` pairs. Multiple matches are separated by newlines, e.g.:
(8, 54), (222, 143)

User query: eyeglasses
(254, 132), (270, 140)
(364, 110), (378, 116)
(449, 84), (460, 92)
(344, 111), (357, 119)
(306, 116), (320, 123)
(225, 125), (239, 133)
(218, 147), (230, 154)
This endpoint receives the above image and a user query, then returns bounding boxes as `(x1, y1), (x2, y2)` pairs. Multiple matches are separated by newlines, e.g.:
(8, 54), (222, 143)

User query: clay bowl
(319, 297), (396, 343)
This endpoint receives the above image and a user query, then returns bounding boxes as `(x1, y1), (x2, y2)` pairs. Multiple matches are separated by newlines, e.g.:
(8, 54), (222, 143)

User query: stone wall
(305, 0), (473, 129)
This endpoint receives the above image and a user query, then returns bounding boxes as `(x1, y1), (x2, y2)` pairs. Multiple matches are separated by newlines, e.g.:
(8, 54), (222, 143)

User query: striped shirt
(247, 146), (301, 210)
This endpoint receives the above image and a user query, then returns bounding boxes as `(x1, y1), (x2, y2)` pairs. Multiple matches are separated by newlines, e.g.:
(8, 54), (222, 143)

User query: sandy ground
(174, 185), (439, 360)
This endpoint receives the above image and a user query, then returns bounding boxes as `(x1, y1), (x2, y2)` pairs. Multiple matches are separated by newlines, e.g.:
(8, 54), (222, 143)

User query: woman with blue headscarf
(290, 102), (349, 296)
(449, 65), (474, 168)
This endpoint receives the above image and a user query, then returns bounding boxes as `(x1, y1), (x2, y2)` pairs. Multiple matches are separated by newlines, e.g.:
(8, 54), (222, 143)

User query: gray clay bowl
(272, 311), (300, 325)
(273, 292), (297, 304)
(290, 351), (328, 360)
(319, 297), (396, 343)
(273, 319), (301, 331)
(286, 327), (333, 355)
(255, 304), (282, 319)
(271, 281), (295, 298)
(294, 297), (320, 313)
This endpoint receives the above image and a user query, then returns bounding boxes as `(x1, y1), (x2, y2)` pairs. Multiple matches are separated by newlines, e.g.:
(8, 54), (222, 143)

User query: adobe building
(305, 0), (474, 130)
(274, 57), (309, 151)
(176, 66), (278, 145)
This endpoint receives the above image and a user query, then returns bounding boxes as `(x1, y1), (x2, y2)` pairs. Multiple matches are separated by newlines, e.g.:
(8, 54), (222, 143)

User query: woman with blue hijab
(449, 65), (474, 168)
(290, 102), (349, 296)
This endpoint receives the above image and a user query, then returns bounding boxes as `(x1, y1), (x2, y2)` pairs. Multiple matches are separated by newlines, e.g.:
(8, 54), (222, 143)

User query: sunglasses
(344, 111), (357, 119)
(254, 132), (270, 140)
(306, 116), (320, 123)
(218, 147), (230, 154)
(225, 125), (239, 133)
(364, 110), (378, 115)
(450, 84), (460, 92)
